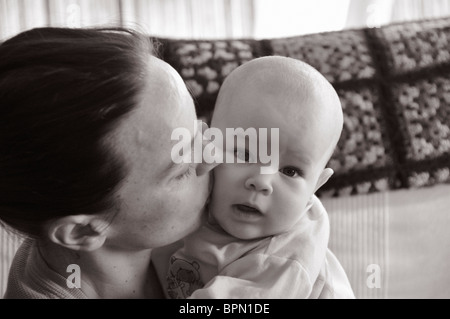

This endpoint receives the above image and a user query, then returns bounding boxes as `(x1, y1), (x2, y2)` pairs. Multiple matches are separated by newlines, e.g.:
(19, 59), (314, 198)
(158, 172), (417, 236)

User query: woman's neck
(38, 240), (164, 298)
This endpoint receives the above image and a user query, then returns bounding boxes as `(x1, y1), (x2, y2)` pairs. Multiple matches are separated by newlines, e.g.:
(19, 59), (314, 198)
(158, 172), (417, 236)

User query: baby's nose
(244, 174), (273, 195)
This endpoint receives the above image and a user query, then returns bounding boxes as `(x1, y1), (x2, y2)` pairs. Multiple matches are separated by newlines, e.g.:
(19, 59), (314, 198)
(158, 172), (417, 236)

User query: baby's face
(209, 85), (333, 240)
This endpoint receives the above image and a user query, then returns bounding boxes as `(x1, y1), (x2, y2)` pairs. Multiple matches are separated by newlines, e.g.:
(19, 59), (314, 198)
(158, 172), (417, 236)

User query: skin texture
(209, 56), (343, 240)
(41, 56), (214, 298)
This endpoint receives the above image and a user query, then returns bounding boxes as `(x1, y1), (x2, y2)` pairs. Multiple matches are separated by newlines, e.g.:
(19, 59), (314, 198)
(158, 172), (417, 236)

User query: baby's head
(209, 56), (343, 240)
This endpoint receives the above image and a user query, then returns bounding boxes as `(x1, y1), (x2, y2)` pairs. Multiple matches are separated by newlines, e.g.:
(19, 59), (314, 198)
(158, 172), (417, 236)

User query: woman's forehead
(111, 58), (197, 169)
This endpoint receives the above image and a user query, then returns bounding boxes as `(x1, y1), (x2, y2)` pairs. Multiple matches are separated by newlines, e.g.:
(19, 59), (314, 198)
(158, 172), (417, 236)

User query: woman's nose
(244, 174), (273, 195)
(196, 161), (220, 176)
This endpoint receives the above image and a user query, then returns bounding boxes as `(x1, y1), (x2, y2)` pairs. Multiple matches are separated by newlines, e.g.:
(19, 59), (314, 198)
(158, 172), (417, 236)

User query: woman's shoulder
(4, 238), (86, 299)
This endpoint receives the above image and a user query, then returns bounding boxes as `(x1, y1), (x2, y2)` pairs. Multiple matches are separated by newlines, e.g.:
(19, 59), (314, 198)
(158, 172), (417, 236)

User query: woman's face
(105, 56), (211, 250)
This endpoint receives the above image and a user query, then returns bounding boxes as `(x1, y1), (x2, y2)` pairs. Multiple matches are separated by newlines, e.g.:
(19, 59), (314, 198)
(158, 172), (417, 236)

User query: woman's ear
(47, 215), (108, 252)
(313, 168), (334, 193)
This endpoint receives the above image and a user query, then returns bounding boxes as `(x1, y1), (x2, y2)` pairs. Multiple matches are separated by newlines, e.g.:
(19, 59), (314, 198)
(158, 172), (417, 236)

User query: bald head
(212, 56), (343, 164)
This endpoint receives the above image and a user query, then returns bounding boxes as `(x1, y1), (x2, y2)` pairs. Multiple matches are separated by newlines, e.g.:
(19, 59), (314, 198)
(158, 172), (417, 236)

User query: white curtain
(345, 0), (450, 30)
(120, 0), (254, 39)
(252, 0), (351, 38)
(1, 0), (450, 41)
(0, 0), (255, 41)
(391, 0), (450, 22)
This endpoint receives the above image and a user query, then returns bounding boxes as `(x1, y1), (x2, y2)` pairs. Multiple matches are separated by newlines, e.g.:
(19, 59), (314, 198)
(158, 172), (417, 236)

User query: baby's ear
(313, 168), (334, 193)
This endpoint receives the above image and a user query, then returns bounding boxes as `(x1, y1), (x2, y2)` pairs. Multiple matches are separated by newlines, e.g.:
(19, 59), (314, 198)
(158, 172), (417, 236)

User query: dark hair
(0, 27), (154, 237)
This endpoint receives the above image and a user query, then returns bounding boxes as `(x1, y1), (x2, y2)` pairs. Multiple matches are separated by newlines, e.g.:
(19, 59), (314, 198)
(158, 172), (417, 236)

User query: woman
(0, 27), (214, 298)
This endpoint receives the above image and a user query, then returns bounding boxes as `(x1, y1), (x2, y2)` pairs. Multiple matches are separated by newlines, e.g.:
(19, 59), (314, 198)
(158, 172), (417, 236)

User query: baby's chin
(220, 223), (275, 241)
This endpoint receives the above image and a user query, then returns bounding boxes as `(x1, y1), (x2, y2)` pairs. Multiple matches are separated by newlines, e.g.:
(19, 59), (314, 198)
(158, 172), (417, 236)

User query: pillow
(372, 18), (450, 190)
(158, 38), (262, 122)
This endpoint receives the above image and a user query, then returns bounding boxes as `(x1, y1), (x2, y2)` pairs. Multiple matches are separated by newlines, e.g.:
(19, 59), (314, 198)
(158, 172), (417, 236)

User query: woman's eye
(234, 149), (252, 162)
(280, 167), (301, 177)
(176, 165), (194, 180)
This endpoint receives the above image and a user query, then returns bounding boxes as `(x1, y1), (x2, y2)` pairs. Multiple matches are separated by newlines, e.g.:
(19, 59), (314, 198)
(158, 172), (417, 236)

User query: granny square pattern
(158, 39), (263, 121)
(157, 16), (450, 197)
(270, 30), (376, 83)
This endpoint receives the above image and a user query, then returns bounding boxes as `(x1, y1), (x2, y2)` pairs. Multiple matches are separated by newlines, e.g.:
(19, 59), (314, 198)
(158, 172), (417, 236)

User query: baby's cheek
(212, 165), (227, 186)
(214, 164), (241, 185)
(275, 189), (307, 219)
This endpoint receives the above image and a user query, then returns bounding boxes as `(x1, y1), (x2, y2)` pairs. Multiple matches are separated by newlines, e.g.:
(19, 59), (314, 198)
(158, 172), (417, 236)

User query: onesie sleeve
(188, 253), (314, 299)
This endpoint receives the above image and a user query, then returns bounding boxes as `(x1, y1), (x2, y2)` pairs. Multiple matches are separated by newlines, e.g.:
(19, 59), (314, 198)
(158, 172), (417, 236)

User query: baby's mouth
(233, 204), (262, 215)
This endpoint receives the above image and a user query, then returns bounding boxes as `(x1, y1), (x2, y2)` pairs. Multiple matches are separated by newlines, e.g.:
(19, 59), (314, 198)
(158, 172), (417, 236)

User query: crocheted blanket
(157, 17), (450, 197)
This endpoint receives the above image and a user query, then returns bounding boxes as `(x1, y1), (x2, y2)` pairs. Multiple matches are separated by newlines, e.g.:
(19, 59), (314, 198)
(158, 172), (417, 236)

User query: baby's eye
(280, 166), (302, 178)
(234, 148), (254, 163)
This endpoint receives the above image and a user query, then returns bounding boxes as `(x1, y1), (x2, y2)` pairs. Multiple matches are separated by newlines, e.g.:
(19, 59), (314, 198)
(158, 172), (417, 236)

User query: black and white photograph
(0, 0), (449, 305)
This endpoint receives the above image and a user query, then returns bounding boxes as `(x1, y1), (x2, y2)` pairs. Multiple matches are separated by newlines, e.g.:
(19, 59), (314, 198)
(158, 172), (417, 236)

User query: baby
(159, 56), (355, 299)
